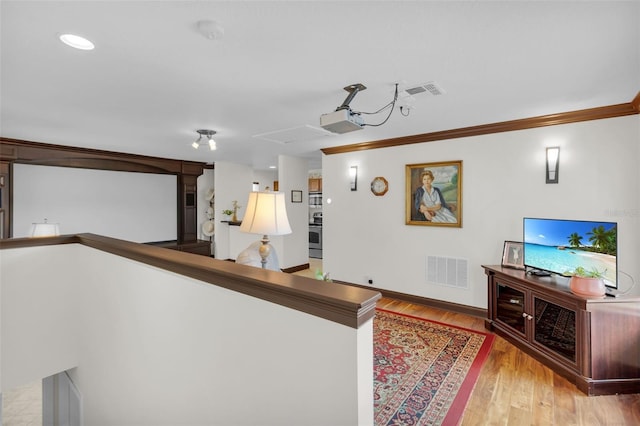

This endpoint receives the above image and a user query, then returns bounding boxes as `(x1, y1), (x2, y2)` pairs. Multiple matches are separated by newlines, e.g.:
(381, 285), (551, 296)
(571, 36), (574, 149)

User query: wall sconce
(349, 165), (358, 191)
(546, 147), (560, 184)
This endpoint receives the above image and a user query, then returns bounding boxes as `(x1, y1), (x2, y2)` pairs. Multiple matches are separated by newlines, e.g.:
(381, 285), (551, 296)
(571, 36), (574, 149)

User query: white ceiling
(2, 1), (638, 170)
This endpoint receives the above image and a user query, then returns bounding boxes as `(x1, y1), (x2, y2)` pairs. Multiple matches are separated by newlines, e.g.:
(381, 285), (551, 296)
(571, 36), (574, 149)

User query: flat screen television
(523, 217), (618, 289)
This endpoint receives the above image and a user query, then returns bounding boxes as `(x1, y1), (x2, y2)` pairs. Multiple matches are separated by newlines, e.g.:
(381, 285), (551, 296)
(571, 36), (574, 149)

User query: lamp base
(259, 235), (271, 269)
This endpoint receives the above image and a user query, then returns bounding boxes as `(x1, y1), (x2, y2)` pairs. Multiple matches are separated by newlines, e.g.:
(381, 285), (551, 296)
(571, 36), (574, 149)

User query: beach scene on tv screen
(524, 219), (617, 286)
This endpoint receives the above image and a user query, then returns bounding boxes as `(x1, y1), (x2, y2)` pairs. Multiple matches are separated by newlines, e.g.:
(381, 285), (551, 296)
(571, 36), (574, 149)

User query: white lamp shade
(30, 222), (60, 237)
(240, 191), (292, 236)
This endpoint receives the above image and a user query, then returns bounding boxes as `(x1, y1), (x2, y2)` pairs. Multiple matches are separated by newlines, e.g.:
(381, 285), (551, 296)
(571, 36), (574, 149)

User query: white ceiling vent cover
(404, 81), (446, 97)
(426, 255), (468, 289)
(253, 125), (334, 144)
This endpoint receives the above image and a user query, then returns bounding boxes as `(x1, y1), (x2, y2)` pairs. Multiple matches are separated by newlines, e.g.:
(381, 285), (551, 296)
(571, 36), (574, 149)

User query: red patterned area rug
(374, 309), (495, 426)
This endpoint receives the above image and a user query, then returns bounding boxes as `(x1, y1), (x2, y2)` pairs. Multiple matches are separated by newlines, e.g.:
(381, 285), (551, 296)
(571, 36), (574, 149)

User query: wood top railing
(0, 233), (381, 328)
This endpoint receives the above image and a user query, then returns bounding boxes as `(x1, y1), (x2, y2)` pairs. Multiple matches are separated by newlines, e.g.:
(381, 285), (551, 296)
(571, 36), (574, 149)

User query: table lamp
(30, 219), (60, 237)
(240, 191), (292, 269)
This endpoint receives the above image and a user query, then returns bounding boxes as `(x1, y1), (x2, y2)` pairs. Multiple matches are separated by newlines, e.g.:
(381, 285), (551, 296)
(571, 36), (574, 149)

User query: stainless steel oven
(309, 224), (322, 259)
(312, 211), (322, 224)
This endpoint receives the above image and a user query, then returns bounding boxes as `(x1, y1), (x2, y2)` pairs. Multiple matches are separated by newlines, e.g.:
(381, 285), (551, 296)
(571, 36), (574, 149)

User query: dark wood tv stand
(483, 265), (640, 395)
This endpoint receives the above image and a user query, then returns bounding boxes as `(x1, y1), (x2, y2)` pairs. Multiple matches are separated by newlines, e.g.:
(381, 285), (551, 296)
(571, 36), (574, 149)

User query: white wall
(213, 161), (254, 259)
(322, 115), (640, 308)
(278, 155), (311, 269)
(213, 160), (306, 268)
(13, 164), (177, 242)
(252, 169), (278, 191)
(0, 246), (82, 390)
(1, 244), (373, 425)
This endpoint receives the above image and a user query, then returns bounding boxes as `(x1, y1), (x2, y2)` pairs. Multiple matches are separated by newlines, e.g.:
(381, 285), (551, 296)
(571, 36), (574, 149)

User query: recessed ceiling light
(59, 34), (95, 50)
(269, 165), (277, 169)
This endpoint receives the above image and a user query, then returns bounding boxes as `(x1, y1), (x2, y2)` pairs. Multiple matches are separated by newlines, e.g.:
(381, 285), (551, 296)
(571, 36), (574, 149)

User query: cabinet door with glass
(494, 279), (528, 337)
(531, 291), (581, 371)
(493, 278), (582, 373)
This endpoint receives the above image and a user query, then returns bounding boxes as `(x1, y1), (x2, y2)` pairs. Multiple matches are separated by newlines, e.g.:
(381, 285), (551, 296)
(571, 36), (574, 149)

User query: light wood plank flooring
(376, 296), (640, 426)
(293, 263), (639, 425)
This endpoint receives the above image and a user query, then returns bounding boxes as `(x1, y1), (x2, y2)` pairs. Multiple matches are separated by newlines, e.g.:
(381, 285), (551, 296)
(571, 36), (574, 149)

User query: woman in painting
(414, 170), (457, 223)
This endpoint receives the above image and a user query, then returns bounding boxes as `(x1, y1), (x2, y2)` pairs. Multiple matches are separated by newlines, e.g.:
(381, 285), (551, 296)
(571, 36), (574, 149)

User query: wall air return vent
(426, 255), (468, 289)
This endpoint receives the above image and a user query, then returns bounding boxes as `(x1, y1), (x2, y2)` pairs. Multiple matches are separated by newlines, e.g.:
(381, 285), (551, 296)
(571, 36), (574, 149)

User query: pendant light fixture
(192, 129), (217, 150)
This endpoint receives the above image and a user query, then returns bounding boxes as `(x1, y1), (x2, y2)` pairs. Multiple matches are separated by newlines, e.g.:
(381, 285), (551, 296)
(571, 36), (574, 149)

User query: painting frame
(501, 241), (525, 270)
(405, 161), (462, 227)
(291, 190), (303, 203)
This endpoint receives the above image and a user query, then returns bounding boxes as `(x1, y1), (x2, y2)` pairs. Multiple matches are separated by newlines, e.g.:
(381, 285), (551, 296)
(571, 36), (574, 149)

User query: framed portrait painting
(405, 161), (462, 227)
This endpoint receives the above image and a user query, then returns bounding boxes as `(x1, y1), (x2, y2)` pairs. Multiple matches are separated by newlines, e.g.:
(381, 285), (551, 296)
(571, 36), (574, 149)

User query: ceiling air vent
(404, 81), (446, 97)
(405, 86), (427, 96)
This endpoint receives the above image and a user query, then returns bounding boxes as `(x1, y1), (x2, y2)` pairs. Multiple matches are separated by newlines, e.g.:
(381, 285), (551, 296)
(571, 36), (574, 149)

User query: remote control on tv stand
(529, 270), (551, 277)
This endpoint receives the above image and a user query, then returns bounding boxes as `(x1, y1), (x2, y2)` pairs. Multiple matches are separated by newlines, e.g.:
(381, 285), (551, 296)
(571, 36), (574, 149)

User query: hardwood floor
(376, 297), (640, 426)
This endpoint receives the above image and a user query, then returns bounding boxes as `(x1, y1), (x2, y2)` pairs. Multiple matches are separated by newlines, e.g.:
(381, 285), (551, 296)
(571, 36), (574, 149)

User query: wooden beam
(0, 137), (207, 176)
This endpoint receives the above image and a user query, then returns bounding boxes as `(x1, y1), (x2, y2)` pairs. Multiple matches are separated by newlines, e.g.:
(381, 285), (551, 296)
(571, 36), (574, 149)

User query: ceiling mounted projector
(320, 109), (364, 134)
(320, 84), (367, 134)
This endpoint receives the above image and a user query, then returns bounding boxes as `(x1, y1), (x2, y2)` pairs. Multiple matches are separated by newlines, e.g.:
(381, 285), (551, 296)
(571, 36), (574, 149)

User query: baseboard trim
(226, 259), (308, 274)
(282, 263), (310, 274)
(335, 280), (487, 319)
(186, 257), (482, 318)
(225, 260), (309, 274)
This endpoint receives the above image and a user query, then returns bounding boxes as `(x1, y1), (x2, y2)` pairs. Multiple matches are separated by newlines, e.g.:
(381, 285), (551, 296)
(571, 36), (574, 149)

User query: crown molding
(322, 92), (640, 156)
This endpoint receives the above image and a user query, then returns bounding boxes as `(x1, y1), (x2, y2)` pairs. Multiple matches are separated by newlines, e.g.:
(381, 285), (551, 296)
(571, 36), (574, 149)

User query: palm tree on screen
(587, 225), (616, 255)
(567, 232), (583, 248)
